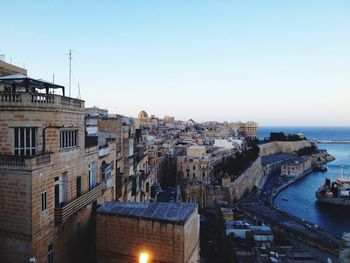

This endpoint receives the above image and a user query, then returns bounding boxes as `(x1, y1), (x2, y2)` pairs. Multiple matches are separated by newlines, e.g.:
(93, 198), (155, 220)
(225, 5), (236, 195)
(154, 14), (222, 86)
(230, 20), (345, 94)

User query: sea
(259, 127), (350, 238)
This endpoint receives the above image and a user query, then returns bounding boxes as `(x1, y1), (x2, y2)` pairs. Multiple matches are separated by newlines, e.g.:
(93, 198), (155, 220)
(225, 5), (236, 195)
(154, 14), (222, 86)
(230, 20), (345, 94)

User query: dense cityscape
(0, 59), (349, 263)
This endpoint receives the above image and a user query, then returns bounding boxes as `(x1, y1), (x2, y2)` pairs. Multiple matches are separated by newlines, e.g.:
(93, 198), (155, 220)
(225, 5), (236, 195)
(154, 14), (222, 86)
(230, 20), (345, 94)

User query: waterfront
(259, 127), (350, 237)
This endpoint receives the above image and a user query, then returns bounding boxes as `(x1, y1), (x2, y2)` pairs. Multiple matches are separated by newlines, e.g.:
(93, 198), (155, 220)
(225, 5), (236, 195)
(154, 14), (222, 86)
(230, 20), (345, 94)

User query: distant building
(96, 202), (199, 263)
(0, 56), (27, 76)
(177, 146), (214, 208)
(138, 110), (149, 123)
(261, 153), (295, 175)
(237, 121), (258, 138)
(214, 138), (243, 150)
(281, 156), (312, 176)
(177, 146), (213, 182)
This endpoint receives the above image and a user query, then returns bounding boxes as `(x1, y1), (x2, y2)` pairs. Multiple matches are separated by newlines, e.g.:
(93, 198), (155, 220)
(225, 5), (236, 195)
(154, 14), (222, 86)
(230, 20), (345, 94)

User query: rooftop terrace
(0, 74), (84, 110)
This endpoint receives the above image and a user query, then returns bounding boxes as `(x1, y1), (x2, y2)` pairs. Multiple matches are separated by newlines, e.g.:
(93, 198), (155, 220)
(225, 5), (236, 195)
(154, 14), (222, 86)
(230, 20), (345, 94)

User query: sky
(1, 1), (349, 126)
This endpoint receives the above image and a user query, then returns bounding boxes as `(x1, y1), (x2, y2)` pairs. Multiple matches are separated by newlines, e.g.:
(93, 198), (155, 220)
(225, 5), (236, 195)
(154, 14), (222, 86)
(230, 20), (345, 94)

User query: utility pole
(67, 49), (73, 97)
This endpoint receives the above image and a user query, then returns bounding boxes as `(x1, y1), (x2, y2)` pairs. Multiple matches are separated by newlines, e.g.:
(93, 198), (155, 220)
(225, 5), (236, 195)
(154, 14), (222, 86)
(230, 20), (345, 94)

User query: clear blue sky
(1, 1), (349, 125)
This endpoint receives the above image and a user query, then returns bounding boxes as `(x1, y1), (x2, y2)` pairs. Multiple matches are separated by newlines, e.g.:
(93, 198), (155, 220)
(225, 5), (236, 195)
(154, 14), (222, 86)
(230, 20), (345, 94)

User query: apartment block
(0, 75), (115, 263)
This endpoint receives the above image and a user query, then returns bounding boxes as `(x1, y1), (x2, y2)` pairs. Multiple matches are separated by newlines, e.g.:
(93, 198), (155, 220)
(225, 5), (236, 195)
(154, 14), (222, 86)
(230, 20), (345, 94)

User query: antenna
(77, 83), (81, 99)
(66, 49), (73, 97)
(52, 74), (55, 84)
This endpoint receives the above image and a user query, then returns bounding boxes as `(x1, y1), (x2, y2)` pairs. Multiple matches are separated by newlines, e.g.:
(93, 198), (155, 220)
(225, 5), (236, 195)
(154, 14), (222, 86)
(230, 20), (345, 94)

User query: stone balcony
(54, 183), (103, 224)
(0, 92), (84, 111)
(0, 154), (51, 170)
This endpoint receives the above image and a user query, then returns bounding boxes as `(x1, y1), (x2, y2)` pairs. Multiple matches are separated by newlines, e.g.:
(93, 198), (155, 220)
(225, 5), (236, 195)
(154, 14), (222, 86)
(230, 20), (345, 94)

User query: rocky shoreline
(312, 150), (335, 165)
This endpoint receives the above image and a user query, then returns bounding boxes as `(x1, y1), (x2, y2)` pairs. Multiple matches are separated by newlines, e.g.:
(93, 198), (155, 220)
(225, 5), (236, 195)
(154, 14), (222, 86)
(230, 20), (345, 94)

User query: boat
(282, 197), (288, 201)
(315, 177), (350, 206)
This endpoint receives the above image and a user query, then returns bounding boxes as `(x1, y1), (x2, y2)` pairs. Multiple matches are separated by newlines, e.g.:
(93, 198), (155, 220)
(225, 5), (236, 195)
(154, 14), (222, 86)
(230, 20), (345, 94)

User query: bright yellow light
(139, 252), (149, 263)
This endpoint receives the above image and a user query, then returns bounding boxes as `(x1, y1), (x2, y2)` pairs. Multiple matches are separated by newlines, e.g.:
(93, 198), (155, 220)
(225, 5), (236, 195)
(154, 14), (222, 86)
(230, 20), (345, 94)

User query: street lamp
(139, 252), (149, 263)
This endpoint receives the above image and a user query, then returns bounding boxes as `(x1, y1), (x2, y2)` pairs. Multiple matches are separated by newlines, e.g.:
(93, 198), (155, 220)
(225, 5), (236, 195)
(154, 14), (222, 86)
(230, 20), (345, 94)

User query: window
(54, 174), (68, 208)
(41, 192), (47, 212)
(48, 243), (53, 263)
(13, 127), (37, 156)
(76, 176), (81, 198)
(60, 129), (78, 149)
(193, 165), (196, 170)
(89, 162), (96, 190)
(202, 172), (206, 177)
(193, 172), (196, 178)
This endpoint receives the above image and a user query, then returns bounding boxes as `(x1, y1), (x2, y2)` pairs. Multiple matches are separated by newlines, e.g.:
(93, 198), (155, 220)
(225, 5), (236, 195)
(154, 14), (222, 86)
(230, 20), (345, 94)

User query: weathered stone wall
(259, 140), (311, 157)
(0, 169), (32, 263)
(206, 156), (263, 207)
(96, 210), (199, 263)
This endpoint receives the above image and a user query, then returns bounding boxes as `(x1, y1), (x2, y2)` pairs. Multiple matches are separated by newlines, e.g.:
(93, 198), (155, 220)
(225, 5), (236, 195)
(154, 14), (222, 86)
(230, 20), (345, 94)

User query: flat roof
(97, 201), (197, 224)
(261, 153), (294, 166)
(282, 156), (310, 166)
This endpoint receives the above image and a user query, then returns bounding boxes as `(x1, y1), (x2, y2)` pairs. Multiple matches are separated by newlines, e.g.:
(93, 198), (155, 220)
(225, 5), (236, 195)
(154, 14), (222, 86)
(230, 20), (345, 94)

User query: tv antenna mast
(77, 83), (81, 99)
(66, 49), (73, 97)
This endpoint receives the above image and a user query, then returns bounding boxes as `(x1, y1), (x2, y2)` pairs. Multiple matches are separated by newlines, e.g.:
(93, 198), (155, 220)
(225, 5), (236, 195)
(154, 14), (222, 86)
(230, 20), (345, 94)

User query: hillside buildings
(0, 69), (261, 262)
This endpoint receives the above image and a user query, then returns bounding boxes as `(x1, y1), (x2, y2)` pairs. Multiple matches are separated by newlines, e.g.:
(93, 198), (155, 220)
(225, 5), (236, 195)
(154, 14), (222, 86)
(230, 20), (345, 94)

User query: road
(238, 198), (340, 259)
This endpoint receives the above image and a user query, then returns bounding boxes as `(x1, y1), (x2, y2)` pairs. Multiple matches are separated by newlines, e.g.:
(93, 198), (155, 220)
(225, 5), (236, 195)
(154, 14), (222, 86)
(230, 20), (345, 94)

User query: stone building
(0, 75), (115, 263)
(281, 156), (312, 176)
(138, 110), (149, 123)
(237, 121), (258, 138)
(96, 202), (199, 263)
(177, 146), (214, 208)
(0, 57), (27, 76)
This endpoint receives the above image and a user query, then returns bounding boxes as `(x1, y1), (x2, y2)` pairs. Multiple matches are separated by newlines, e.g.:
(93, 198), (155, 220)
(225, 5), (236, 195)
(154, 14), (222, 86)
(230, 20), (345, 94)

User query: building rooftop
(282, 156), (310, 166)
(0, 74), (65, 95)
(261, 153), (294, 166)
(97, 201), (197, 224)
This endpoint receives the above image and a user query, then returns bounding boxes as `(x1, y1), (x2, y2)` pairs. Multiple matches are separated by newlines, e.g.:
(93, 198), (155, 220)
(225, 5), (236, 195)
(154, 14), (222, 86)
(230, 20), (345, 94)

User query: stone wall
(206, 156), (263, 207)
(259, 140), (311, 157)
(96, 211), (199, 263)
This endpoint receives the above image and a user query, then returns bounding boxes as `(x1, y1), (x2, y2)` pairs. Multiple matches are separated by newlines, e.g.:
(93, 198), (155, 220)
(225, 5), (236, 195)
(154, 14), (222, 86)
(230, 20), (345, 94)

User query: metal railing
(54, 183), (102, 224)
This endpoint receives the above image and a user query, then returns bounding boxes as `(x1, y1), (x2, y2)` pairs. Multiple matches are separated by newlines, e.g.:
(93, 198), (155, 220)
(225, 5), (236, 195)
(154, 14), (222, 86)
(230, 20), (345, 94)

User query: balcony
(0, 92), (84, 111)
(0, 154), (51, 170)
(54, 183), (102, 224)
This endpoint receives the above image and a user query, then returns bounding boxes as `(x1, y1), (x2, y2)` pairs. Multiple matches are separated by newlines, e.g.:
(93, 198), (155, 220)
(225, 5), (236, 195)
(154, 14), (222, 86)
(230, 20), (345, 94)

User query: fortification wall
(259, 140), (311, 157)
(206, 156), (263, 207)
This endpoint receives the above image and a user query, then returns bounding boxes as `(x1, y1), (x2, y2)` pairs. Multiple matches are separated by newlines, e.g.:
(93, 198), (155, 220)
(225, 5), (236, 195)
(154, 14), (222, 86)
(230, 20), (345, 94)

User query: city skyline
(1, 1), (349, 126)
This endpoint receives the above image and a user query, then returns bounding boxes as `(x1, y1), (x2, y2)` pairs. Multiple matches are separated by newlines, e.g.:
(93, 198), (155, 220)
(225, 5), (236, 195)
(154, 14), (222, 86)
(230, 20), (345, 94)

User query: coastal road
(238, 199), (340, 258)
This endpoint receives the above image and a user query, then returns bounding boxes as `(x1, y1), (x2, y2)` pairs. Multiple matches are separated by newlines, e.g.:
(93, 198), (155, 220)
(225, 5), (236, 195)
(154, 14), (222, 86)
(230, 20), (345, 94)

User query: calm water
(260, 127), (350, 237)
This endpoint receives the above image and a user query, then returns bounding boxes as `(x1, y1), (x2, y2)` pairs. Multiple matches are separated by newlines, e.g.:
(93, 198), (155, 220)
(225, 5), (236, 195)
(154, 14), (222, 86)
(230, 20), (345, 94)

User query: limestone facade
(0, 77), (115, 263)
